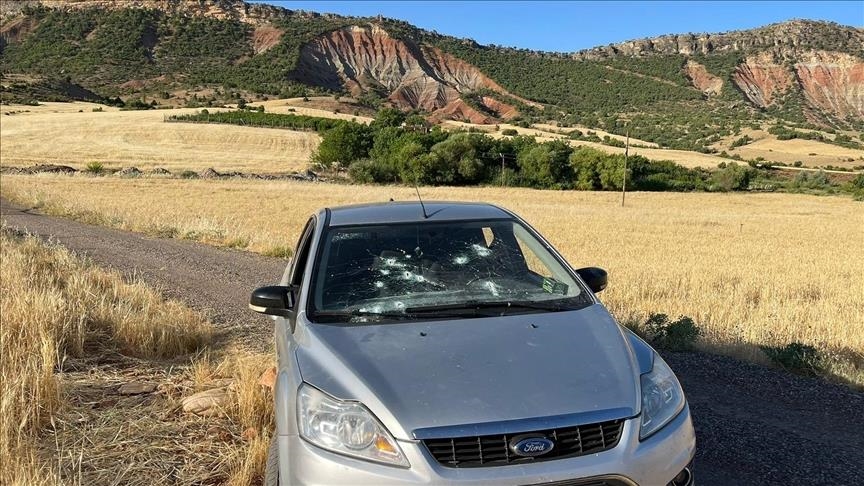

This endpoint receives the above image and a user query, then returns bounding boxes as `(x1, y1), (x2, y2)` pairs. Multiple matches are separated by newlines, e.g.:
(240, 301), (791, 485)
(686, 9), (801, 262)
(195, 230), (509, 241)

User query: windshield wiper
(311, 308), (480, 322)
(405, 299), (567, 315)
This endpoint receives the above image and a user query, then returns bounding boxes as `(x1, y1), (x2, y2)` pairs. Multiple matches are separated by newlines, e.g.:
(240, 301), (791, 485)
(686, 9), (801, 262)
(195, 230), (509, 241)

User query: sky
(255, 1), (864, 52)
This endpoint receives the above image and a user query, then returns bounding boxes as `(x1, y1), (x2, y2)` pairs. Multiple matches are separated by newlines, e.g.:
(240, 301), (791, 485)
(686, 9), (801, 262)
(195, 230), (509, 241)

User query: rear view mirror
(249, 286), (295, 317)
(575, 267), (607, 293)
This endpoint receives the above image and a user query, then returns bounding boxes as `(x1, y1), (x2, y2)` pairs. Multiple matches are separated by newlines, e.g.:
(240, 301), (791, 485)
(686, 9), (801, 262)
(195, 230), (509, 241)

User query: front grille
(422, 419), (624, 468)
(522, 478), (631, 486)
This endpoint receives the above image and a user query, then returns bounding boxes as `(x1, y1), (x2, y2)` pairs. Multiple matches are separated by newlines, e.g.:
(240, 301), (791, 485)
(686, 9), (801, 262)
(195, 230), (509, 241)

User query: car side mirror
(249, 285), (295, 317)
(576, 267), (607, 293)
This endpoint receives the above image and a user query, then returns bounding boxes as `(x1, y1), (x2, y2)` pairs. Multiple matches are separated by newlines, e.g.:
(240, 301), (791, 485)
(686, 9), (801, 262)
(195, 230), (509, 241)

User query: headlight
(297, 383), (409, 467)
(639, 354), (686, 440)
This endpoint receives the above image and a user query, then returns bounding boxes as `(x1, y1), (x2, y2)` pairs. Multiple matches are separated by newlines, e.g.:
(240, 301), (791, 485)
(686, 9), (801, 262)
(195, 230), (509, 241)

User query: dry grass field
(0, 103), (319, 172)
(2, 174), (862, 386)
(733, 137), (864, 169)
(250, 97), (376, 123)
(713, 127), (864, 169)
(5, 101), (859, 176)
(0, 228), (273, 485)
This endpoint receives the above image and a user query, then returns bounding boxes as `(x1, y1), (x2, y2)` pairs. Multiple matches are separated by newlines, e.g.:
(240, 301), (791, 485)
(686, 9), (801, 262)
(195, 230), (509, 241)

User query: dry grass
(712, 127), (864, 169)
(0, 103), (318, 172)
(0, 228), (273, 485)
(250, 97), (376, 123)
(733, 137), (864, 169)
(3, 174), (862, 385)
(531, 123), (659, 147)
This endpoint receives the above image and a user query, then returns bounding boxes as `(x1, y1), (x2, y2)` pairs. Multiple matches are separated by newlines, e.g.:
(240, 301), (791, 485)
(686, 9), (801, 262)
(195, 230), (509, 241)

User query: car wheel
(264, 435), (279, 486)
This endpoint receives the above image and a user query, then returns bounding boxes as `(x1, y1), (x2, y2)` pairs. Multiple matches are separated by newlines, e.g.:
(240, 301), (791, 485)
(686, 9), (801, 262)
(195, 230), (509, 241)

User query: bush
(761, 342), (821, 375)
(85, 161), (104, 174)
(729, 135), (752, 148)
(792, 170), (830, 190)
(179, 170), (199, 179)
(710, 162), (751, 191)
(501, 128), (518, 136)
(644, 313), (700, 351)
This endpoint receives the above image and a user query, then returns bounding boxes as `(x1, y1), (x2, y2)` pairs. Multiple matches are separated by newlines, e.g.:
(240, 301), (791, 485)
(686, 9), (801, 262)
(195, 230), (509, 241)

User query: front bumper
(278, 404), (695, 485)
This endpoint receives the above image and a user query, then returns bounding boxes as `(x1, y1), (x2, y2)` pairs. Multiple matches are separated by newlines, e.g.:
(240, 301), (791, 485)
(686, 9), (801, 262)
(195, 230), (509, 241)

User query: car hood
(295, 303), (640, 440)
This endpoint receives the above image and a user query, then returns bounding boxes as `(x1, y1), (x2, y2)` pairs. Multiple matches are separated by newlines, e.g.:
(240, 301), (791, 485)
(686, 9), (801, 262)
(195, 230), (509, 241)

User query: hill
(1, 0), (862, 152)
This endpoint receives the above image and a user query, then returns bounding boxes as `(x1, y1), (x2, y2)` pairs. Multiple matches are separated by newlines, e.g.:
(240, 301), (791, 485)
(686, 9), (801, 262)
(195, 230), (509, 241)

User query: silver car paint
(294, 305), (640, 440)
(269, 202), (695, 485)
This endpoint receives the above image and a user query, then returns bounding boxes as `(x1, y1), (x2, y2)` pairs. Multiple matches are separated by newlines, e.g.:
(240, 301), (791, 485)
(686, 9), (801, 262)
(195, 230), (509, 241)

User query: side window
(289, 218), (316, 286)
(515, 236), (552, 278)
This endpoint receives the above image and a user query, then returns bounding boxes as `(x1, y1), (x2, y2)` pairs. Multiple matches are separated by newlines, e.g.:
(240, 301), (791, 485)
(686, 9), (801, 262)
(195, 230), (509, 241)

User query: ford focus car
(250, 201), (695, 485)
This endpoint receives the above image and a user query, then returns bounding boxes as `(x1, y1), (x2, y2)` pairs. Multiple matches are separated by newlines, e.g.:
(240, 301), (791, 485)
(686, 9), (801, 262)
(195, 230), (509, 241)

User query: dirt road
(3, 198), (862, 485)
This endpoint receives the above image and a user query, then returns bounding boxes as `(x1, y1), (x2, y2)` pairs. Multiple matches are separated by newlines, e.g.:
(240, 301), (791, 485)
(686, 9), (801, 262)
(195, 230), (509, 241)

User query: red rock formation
(684, 60), (723, 96)
(294, 24), (528, 121)
(252, 25), (282, 54)
(731, 53), (794, 107)
(427, 99), (497, 125)
(795, 51), (864, 119)
(481, 96), (518, 120)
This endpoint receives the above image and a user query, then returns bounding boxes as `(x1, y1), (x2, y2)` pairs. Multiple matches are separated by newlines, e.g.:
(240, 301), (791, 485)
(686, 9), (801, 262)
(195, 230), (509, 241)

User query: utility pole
(500, 152), (506, 187)
(621, 126), (629, 207)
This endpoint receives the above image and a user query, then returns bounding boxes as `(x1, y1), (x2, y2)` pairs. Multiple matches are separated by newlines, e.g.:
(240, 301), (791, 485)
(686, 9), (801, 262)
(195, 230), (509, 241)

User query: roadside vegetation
(0, 228), (273, 485)
(2, 177), (861, 387)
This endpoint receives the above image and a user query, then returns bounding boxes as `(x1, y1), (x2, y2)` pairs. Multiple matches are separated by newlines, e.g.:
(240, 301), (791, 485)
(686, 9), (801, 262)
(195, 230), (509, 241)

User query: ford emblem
(510, 436), (555, 457)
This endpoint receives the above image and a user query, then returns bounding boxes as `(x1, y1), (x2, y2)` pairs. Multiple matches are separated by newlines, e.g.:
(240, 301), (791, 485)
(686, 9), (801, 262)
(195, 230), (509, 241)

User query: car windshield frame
(305, 217), (594, 325)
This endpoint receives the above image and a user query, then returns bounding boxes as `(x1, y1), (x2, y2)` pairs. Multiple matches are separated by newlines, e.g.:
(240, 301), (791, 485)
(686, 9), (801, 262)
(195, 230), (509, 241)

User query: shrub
(729, 135), (753, 148)
(85, 161), (104, 174)
(761, 342), (822, 375)
(710, 162), (751, 191)
(179, 170), (199, 179)
(792, 170), (830, 190)
(644, 313), (701, 351)
(501, 128), (518, 136)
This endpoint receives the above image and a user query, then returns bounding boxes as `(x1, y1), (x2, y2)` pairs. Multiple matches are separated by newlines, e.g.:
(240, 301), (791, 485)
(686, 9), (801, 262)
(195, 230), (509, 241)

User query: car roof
(324, 201), (514, 227)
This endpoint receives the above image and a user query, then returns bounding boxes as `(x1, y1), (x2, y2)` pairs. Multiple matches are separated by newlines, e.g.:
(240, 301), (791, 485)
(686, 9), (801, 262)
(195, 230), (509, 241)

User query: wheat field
(733, 137), (864, 169)
(0, 103), (319, 172)
(0, 228), (274, 485)
(2, 174), (862, 384)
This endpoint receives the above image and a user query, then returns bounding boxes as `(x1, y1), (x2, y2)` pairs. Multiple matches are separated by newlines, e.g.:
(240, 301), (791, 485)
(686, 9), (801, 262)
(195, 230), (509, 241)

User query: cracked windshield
(310, 220), (592, 323)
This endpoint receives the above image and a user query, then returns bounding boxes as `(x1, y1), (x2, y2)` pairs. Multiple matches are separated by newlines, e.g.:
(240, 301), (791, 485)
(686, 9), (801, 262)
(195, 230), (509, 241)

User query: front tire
(264, 435), (279, 486)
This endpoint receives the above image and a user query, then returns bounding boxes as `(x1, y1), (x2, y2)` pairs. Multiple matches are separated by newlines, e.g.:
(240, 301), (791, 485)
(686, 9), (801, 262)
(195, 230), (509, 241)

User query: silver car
(250, 201), (695, 486)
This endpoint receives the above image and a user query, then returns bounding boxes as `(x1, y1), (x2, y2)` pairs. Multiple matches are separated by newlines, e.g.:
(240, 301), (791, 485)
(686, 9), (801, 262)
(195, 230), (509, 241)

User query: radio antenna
(414, 182), (429, 219)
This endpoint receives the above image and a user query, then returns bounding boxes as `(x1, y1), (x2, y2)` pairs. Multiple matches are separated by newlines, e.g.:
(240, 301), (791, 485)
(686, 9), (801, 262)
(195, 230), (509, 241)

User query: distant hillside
(1, 0), (862, 152)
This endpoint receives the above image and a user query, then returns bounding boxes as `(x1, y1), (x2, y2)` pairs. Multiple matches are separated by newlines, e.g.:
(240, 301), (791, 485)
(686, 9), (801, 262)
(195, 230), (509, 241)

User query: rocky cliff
(572, 19), (862, 120)
(794, 51), (864, 119)
(730, 52), (795, 107)
(572, 20), (863, 61)
(685, 60), (723, 96)
(293, 24), (525, 120)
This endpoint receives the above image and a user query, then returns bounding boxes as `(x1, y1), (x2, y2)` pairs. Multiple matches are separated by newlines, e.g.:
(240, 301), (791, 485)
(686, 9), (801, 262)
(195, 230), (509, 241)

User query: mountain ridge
(2, 0), (862, 151)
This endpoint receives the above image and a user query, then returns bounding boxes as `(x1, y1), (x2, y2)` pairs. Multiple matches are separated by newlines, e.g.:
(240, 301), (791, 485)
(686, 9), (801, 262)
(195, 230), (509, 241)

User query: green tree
(517, 140), (573, 188)
(371, 107), (407, 129)
(312, 122), (373, 168)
